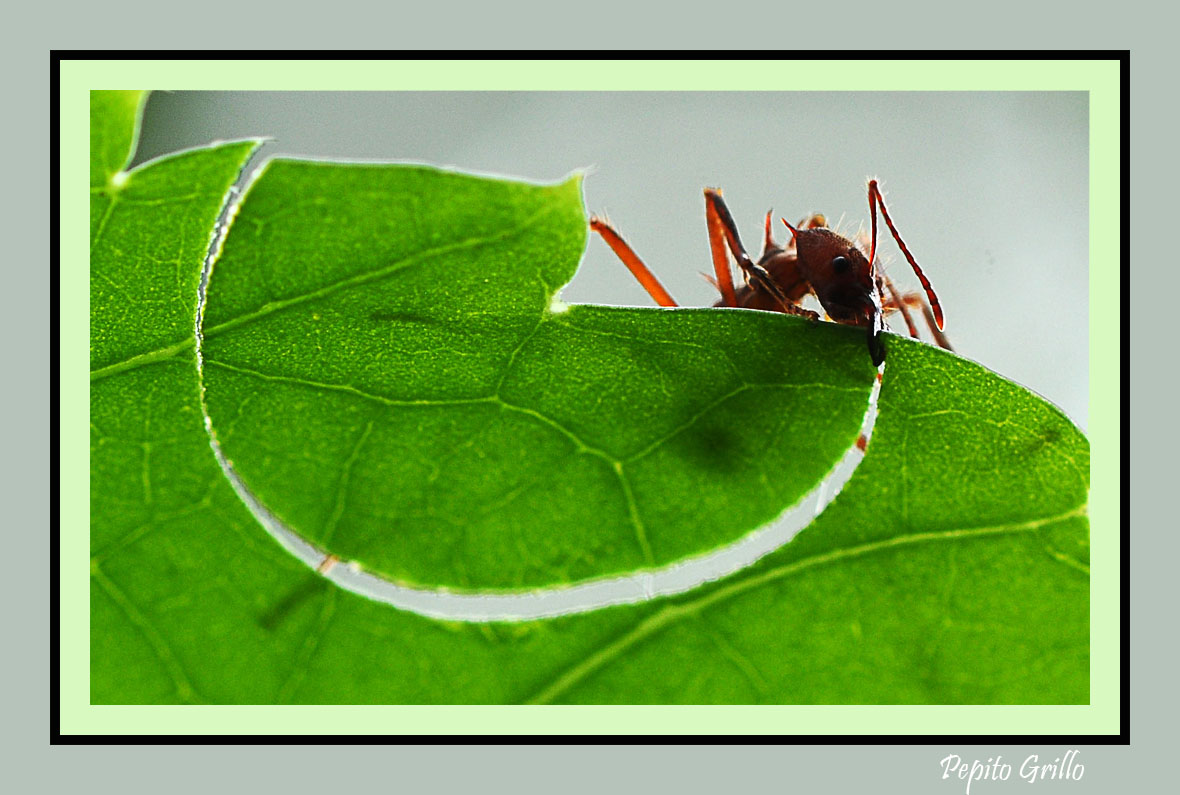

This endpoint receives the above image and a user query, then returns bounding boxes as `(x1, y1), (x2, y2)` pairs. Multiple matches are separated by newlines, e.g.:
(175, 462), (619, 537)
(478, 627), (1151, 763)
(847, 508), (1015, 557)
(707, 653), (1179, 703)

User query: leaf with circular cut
(199, 160), (878, 590)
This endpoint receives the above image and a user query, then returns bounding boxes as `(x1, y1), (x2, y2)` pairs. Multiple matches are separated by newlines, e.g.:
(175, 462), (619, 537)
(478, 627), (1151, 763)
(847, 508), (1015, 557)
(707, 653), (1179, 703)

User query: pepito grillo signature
(940, 750), (1085, 794)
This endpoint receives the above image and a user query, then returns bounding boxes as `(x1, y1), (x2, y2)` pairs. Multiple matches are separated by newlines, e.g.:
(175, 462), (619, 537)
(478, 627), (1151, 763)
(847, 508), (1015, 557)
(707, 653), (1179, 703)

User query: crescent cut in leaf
(199, 160), (878, 590)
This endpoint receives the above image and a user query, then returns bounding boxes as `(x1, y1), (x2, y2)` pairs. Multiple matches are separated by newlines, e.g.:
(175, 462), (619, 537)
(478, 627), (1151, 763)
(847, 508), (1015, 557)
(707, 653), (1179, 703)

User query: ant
(589, 180), (950, 366)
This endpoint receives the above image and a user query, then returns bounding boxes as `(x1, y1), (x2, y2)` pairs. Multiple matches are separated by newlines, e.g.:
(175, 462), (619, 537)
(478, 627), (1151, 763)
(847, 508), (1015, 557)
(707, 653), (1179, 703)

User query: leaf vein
(277, 587), (338, 704)
(613, 461), (655, 566)
(494, 401), (618, 464)
(323, 420), (375, 545)
(89, 202), (558, 383)
(623, 382), (867, 464)
(494, 313), (549, 394)
(202, 203), (561, 341)
(706, 628), (771, 697)
(203, 359), (498, 409)
(90, 194), (119, 254)
(1042, 543), (1090, 575)
(91, 564), (205, 704)
(522, 504), (1087, 704)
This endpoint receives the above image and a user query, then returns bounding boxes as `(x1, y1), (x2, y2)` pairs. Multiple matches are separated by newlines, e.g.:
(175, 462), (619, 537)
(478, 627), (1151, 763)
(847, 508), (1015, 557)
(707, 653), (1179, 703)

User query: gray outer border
(37, 43), (1147, 795)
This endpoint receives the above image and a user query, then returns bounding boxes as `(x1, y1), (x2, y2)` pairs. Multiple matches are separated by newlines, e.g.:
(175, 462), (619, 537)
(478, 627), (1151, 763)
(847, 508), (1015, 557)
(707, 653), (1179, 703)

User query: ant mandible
(589, 180), (950, 366)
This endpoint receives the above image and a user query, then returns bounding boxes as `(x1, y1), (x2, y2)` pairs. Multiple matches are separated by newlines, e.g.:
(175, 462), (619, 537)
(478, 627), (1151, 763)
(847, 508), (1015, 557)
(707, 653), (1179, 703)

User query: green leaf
(90, 93), (254, 374)
(199, 160), (876, 589)
(90, 92), (1088, 705)
(90, 90), (144, 190)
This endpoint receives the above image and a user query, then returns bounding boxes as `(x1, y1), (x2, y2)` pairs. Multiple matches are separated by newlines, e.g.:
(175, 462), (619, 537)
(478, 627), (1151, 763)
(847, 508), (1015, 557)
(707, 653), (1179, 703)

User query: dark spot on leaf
(1021, 424), (1062, 457)
(257, 577), (327, 632)
(676, 421), (744, 472)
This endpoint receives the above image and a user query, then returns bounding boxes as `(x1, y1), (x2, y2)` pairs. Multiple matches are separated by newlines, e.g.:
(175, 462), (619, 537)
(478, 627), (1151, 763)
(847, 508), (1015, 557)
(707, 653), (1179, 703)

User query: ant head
(783, 219), (885, 365)
(784, 222), (876, 320)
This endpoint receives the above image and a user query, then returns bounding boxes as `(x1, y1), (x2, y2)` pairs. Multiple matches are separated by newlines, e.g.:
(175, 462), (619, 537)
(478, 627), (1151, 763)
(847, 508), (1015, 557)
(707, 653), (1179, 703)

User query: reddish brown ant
(589, 180), (950, 365)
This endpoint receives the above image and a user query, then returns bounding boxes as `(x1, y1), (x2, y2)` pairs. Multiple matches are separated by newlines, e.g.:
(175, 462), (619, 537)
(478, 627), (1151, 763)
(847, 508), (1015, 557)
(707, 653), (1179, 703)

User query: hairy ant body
(590, 180), (949, 365)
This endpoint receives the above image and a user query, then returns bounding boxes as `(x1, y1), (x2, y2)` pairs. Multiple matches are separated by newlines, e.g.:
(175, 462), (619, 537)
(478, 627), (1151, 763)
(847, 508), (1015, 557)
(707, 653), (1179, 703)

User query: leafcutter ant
(589, 180), (950, 365)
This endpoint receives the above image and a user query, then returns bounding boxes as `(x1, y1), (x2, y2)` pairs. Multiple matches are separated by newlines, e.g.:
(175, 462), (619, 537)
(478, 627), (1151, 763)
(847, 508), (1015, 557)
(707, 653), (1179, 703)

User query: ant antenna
(868, 180), (944, 329)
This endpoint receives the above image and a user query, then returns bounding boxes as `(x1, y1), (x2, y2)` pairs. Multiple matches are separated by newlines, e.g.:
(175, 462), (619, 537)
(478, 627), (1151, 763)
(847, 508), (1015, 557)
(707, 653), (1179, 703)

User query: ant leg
(761, 209), (794, 258)
(878, 274), (920, 339)
(704, 189), (820, 321)
(589, 216), (678, 307)
(867, 180), (944, 330)
(704, 195), (737, 307)
(918, 301), (953, 351)
(879, 275), (954, 351)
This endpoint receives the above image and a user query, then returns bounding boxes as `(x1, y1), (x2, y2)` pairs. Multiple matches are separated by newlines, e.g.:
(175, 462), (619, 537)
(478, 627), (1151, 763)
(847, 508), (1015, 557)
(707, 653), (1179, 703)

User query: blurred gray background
(133, 91), (1088, 429)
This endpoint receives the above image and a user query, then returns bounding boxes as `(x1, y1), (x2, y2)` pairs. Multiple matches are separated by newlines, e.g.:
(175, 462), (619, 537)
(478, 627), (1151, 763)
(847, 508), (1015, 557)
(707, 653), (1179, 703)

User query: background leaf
(90, 92), (1088, 705)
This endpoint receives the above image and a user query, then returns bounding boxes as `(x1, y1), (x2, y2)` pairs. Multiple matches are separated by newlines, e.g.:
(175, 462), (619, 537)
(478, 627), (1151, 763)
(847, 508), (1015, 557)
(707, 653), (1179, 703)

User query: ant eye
(830, 256), (850, 274)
